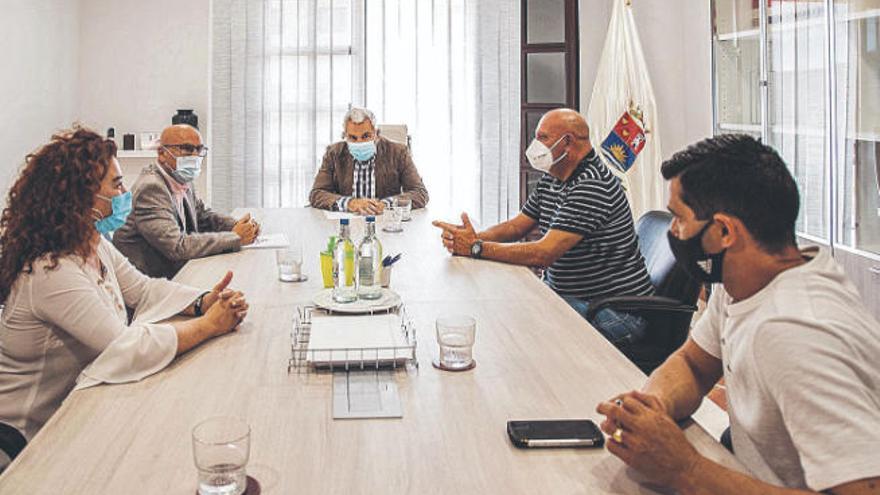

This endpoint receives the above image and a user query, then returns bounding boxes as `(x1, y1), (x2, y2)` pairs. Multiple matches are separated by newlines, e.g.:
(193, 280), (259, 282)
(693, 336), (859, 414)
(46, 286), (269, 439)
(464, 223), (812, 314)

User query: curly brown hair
(0, 126), (117, 303)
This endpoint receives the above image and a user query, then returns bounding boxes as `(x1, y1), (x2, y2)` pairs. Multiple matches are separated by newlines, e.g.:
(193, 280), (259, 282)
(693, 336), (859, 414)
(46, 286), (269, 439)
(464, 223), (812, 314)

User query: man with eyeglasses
(309, 107), (429, 214)
(113, 124), (259, 278)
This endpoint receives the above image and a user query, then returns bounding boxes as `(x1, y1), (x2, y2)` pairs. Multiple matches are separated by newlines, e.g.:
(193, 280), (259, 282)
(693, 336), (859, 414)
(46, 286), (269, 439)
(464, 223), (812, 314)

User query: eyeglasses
(163, 144), (209, 157)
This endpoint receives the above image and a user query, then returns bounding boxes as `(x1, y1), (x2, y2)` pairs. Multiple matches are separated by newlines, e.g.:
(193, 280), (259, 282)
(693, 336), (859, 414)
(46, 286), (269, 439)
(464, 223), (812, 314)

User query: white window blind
(212, 0), (519, 224)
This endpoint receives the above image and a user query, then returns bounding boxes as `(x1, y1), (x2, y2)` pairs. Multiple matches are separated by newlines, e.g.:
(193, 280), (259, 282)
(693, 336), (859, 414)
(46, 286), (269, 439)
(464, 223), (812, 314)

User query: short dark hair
(661, 134), (799, 253)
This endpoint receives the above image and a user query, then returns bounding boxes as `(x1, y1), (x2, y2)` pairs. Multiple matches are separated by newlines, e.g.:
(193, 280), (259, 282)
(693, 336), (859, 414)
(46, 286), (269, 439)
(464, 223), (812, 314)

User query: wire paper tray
(288, 305), (418, 374)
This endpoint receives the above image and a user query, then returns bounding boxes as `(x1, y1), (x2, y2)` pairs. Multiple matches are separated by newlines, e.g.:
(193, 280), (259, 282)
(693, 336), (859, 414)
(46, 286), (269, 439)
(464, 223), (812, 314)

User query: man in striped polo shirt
(433, 109), (654, 349)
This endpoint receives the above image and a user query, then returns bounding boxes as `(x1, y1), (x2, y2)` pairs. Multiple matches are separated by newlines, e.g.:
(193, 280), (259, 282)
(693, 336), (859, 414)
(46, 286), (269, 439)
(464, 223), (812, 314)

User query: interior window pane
(526, 52), (567, 104)
(835, 0), (880, 254)
(525, 110), (546, 142)
(527, 0), (565, 44)
(712, 0), (762, 132)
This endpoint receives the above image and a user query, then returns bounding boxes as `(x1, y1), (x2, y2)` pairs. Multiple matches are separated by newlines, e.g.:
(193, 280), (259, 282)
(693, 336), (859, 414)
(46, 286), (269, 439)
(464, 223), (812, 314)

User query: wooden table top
(0, 207), (744, 494)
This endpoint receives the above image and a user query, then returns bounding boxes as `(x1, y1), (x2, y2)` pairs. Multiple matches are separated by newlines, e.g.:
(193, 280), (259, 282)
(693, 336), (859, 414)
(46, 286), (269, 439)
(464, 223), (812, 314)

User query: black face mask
(667, 221), (726, 284)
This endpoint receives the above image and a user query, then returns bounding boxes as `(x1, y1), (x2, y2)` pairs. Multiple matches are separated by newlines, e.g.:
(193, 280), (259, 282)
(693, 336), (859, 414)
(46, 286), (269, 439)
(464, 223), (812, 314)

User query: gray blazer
(113, 163), (241, 279)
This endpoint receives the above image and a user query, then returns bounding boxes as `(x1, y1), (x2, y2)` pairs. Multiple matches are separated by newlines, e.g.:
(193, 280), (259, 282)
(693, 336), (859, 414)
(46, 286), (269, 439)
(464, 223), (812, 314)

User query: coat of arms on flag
(600, 106), (647, 173)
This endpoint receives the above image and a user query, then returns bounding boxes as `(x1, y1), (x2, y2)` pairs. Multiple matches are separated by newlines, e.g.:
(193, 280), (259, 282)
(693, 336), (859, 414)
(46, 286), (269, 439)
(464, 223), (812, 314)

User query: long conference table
(0, 208), (746, 493)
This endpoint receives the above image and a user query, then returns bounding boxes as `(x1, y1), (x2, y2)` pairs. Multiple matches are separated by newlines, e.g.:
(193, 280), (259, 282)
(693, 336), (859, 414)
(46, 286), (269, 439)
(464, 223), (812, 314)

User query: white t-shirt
(692, 246), (880, 491)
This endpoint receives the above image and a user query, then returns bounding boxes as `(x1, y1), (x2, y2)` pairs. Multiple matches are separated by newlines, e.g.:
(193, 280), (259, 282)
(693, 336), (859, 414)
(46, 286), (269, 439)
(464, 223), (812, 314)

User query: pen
(382, 253), (402, 267)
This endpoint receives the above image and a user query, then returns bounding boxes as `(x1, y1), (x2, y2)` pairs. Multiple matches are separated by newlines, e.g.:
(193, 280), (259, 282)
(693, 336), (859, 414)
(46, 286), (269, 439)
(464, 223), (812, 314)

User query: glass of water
(382, 206), (404, 233)
(276, 244), (303, 282)
(436, 315), (476, 370)
(192, 416), (250, 495)
(397, 196), (412, 221)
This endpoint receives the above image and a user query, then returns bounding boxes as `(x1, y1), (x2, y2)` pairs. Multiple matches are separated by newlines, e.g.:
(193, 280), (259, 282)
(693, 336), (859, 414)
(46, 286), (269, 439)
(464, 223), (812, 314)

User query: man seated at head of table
(432, 108), (656, 352)
(0, 127), (250, 466)
(112, 124), (260, 279)
(596, 135), (880, 494)
(308, 107), (429, 215)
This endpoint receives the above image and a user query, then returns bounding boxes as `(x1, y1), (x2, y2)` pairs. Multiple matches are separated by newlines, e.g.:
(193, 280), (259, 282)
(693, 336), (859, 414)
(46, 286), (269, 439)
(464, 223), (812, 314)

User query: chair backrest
(0, 422), (26, 462)
(377, 124), (411, 150)
(635, 210), (701, 306)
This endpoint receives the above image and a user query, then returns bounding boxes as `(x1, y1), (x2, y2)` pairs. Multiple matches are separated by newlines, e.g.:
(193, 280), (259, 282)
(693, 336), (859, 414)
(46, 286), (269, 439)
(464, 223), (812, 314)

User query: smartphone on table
(507, 419), (605, 448)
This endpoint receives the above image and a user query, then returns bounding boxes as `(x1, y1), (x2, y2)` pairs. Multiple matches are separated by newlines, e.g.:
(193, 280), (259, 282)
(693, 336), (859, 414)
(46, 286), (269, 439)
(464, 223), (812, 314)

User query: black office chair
(0, 422), (26, 463)
(586, 211), (701, 374)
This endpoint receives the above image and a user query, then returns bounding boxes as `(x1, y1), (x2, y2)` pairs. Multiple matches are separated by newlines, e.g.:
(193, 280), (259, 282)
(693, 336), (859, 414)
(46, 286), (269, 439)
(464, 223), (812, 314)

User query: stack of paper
(240, 233), (289, 250)
(307, 314), (409, 366)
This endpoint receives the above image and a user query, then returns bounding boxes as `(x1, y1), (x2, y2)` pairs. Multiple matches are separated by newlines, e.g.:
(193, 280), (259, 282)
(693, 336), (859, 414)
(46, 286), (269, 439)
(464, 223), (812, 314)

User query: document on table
(323, 211), (357, 221)
(307, 314), (409, 365)
(240, 232), (289, 250)
(332, 371), (402, 419)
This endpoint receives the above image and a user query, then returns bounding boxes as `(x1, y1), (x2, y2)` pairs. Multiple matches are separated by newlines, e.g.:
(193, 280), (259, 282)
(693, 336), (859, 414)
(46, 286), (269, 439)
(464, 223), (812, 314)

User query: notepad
(307, 314), (410, 366)
(240, 233), (289, 250)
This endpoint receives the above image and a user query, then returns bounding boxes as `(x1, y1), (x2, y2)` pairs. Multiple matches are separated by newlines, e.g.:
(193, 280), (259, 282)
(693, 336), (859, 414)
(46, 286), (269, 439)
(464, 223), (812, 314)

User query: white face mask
(525, 135), (568, 172)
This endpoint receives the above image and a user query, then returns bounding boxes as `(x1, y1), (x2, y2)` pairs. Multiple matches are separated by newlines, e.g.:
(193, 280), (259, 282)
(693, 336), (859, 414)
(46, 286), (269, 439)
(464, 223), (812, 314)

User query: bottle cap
(340, 218), (349, 225)
(366, 216), (375, 222)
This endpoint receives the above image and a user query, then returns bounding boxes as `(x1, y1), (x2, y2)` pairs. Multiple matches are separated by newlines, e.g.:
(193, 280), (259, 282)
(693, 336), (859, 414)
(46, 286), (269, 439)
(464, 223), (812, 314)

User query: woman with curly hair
(0, 127), (249, 453)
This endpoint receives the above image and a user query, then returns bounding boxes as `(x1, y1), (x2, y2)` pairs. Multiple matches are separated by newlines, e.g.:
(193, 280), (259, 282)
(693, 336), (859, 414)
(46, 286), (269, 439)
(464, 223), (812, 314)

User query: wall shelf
(118, 150), (157, 158)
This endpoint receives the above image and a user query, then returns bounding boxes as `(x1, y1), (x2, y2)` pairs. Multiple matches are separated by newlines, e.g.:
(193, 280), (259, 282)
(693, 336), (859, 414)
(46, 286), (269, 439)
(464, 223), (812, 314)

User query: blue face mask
(93, 191), (132, 235)
(347, 140), (377, 162)
(170, 155), (203, 184)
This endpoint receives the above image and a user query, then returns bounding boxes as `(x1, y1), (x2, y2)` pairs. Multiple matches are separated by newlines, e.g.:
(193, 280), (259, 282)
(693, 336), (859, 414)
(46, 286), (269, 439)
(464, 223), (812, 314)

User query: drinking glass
(192, 416), (250, 495)
(436, 315), (476, 370)
(397, 197), (412, 221)
(382, 207), (403, 233)
(276, 244), (304, 282)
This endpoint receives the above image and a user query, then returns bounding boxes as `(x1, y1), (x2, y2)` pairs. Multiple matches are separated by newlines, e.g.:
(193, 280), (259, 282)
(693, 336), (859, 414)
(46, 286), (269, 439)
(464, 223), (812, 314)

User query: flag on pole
(600, 107), (647, 173)
(587, 0), (663, 220)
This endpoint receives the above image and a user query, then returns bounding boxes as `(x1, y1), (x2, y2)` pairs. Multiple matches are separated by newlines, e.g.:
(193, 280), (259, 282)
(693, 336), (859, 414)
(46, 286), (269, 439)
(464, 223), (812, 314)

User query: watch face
(471, 241), (482, 257)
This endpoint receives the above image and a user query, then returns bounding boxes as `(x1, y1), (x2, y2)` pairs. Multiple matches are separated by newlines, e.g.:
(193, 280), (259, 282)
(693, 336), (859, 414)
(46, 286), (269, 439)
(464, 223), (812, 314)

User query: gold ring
(612, 428), (623, 443)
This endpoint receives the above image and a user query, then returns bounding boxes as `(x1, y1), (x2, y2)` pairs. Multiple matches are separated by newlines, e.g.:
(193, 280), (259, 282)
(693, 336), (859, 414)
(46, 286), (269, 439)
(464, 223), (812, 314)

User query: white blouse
(0, 238), (202, 440)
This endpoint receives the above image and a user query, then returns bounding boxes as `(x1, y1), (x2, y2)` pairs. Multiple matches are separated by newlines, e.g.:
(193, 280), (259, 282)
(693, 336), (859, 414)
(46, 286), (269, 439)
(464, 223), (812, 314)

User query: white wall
(77, 0), (212, 198)
(579, 0), (713, 160)
(0, 0), (81, 202)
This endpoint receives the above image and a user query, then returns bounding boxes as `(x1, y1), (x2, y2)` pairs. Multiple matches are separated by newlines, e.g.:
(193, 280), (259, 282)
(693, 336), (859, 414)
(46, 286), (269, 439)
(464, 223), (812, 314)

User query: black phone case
(507, 420), (605, 449)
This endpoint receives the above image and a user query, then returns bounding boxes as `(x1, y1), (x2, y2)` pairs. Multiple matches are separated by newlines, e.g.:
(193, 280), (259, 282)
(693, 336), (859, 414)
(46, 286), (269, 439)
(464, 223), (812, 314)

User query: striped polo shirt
(522, 150), (654, 301)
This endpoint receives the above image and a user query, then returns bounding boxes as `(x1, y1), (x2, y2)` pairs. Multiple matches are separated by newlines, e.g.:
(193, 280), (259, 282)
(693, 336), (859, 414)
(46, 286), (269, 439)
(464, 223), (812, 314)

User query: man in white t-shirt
(596, 134), (880, 494)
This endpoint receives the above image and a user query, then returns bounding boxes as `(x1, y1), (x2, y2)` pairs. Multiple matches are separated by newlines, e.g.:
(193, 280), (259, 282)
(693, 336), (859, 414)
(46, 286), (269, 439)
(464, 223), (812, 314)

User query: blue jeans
(561, 295), (648, 346)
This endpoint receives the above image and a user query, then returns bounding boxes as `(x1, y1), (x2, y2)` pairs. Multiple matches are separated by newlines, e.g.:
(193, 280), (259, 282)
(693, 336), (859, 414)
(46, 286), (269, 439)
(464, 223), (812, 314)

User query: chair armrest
(585, 296), (696, 321)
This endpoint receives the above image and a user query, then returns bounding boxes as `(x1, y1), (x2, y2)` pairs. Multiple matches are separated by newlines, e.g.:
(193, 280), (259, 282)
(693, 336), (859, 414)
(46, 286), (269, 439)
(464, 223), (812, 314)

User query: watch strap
(194, 291), (210, 316)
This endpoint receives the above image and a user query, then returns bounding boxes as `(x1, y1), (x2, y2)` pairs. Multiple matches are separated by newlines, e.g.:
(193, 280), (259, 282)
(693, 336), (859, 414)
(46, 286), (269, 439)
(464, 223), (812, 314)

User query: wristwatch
(194, 291), (210, 316)
(470, 239), (484, 259)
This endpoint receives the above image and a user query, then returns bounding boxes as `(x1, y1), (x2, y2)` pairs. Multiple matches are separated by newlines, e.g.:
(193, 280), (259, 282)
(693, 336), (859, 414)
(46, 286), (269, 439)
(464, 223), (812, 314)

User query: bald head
(160, 124), (202, 146)
(531, 109), (593, 179)
(158, 124), (203, 170)
(537, 108), (590, 142)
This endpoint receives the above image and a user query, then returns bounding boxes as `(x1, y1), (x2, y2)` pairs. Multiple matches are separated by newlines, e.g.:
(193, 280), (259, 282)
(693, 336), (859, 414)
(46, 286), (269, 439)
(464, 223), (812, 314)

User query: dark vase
(172, 109), (199, 130)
